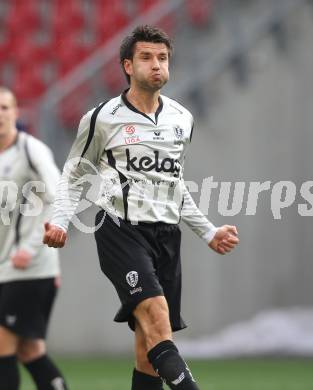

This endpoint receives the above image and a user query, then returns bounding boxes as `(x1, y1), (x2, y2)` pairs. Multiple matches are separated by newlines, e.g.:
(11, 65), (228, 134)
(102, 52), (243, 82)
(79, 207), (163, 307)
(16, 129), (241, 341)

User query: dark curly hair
(120, 25), (173, 84)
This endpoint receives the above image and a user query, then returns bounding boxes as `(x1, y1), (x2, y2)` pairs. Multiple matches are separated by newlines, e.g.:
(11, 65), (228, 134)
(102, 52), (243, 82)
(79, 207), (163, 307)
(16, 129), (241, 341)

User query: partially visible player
(0, 87), (68, 389)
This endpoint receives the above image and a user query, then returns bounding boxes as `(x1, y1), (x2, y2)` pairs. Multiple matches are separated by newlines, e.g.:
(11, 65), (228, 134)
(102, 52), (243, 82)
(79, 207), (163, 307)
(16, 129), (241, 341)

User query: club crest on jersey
(126, 271), (139, 288)
(126, 149), (181, 178)
(173, 125), (184, 139)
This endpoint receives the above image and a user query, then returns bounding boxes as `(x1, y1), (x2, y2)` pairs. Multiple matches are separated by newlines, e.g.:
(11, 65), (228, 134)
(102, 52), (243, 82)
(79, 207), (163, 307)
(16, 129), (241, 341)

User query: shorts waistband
(99, 209), (179, 231)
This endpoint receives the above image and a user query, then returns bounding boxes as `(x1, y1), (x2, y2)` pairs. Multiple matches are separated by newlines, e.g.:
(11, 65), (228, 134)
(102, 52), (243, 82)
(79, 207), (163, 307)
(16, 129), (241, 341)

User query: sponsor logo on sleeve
(110, 103), (123, 115)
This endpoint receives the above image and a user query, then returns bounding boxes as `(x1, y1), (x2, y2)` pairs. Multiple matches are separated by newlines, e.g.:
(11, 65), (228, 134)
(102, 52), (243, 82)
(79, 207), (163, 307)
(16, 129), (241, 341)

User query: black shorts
(0, 278), (57, 339)
(94, 210), (187, 332)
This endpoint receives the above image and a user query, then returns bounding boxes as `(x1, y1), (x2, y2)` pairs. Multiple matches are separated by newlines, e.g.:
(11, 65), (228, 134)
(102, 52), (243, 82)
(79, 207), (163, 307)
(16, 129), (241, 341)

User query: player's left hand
(11, 250), (32, 269)
(209, 225), (239, 255)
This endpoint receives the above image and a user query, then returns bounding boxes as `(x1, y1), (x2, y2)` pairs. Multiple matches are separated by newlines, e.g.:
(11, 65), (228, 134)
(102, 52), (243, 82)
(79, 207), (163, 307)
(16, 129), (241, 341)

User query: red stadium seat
(52, 36), (92, 77)
(58, 84), (91, 129)
(95, 0), (129, 44)
(0, 42), (9, 64)
(7, 37), (33, 63)
(102, 56), (126, 94)
(5, 0), (41, 38)
(52, 0), (85, 41)
(13, 66), (46, 102)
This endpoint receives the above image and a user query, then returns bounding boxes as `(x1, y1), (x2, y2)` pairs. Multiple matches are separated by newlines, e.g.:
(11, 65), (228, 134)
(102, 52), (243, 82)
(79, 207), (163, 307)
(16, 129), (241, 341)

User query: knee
(17, 340), (46, 363)
(0, 326), (19, 356)
(134, 297), (172, 348)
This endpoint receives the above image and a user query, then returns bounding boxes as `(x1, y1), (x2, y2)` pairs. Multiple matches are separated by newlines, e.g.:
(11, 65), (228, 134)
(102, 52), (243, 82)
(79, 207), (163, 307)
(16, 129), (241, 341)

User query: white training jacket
(0, 132), (60, 282)
(51, 91), (217, 243)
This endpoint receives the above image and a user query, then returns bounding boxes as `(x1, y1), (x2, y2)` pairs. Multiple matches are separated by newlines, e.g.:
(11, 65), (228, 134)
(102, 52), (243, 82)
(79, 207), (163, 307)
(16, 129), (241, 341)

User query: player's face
(0, 92), (18, 137)
(125, 42), (170, 91)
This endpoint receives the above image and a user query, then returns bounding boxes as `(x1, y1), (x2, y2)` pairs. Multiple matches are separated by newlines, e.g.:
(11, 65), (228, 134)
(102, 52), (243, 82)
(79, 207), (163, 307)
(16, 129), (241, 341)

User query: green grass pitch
(20, 357), (313, 389)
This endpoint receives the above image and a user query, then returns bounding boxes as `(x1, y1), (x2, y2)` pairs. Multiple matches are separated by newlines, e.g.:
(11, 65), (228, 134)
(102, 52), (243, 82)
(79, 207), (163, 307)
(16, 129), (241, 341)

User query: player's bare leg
(135, 321), (158, 375)
(17, 339), (46, 363)
(132, 319), (164, 389)
(133, 296), (172, 351)
(18, 338), (68, 390)
(0, 326), (19, 355)
(133, 296), (199, 389)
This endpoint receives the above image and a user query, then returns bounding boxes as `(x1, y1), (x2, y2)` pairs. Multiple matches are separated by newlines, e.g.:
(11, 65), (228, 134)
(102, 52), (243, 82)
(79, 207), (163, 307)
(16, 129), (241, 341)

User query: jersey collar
(121, 89), (163, 125)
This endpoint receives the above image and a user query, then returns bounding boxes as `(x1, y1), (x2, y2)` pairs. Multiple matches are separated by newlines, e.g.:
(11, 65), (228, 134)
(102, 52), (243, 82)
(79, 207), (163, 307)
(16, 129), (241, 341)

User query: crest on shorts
(5, 315), (17, 326)
(126, 271), (138, 288)
(173, 125), (184, 139)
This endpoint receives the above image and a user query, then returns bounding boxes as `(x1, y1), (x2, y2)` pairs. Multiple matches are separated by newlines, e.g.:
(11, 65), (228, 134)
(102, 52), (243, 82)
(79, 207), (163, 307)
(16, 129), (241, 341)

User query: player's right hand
(43, 222), (67, 248)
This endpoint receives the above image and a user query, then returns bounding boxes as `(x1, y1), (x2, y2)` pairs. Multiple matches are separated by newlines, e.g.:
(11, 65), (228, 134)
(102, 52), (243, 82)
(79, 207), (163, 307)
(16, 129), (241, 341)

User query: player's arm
(181, 183), (239, 255)
(12, 139), (61, 268)
(43, 108), (107, 248)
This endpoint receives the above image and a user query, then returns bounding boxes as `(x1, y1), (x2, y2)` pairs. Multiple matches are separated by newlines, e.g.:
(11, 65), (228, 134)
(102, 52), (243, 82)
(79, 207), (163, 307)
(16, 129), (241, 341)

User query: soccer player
(0, 87), (68, 389)
(43, 26), (239, 389)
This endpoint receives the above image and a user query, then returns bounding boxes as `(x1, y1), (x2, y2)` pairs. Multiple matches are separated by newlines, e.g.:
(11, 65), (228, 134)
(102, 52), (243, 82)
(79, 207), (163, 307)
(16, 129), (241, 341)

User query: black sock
(24, 355), (68, 390)
(0, 354), (20, 390)
(132, 368), (164, 390)
(148, 340), (199, 389)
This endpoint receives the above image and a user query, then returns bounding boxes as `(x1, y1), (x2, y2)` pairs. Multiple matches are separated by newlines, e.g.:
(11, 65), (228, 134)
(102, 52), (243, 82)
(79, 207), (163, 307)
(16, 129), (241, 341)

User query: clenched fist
(209, 225), (239, 255)
(11, 250), (32, 269)
(43, 222), (68, 248)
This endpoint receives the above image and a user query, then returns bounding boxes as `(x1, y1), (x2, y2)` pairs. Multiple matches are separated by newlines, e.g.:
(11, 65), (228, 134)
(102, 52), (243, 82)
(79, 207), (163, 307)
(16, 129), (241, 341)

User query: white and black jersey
(0, 132), (60, 283)
(52, 91), (217, 242)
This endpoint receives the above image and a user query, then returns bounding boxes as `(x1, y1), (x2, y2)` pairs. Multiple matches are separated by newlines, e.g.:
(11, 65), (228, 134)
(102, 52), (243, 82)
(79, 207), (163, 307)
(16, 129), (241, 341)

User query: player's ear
(123, 59), (132, 77)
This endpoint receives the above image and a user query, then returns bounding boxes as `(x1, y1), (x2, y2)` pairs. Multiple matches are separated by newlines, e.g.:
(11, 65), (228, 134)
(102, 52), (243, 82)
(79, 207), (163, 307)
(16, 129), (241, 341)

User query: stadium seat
(5, 0), (41, 38)
(7, 37), (37, 64)
(58, 84), (91, 129)
(52, 0), (85, 41)
(102, 56), (126, 94)
(0, 42), (9, 64)
(53, 36), (92, 77)
(13, 66), (46, 102)
(95, 0), (129, 44)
